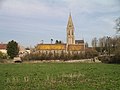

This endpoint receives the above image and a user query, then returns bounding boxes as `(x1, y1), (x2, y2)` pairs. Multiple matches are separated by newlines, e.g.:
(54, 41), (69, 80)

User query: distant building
(67, 13), (75, 44)
(19, 45), (31, 57)
(0, 43), (31, 56)
(19, 45), (26, 54)
(0, 43), (7, 54)
(75, 40), (84, 44)
(36, 13), (85, 53)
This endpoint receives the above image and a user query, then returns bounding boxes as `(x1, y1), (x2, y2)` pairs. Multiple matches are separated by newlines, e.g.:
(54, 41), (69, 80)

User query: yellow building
(36, 13), (85, 53)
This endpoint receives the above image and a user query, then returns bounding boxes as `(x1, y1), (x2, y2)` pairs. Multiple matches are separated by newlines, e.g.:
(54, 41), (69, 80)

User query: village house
(0, 43), (7, 54)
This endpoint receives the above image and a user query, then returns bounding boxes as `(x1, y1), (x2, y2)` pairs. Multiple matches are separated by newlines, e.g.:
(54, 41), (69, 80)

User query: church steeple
(67, 13), (75, 44)
(67, 13), (74, 28)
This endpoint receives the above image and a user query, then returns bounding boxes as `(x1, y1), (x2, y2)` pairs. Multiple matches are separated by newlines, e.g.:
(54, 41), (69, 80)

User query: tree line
(91, 36), (120, 55)
(91, 17), (120, 63)
(21, 49), (98, 61)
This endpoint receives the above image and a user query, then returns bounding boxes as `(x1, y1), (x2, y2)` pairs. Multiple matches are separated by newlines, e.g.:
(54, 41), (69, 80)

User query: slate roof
(75, 40), (84, 44)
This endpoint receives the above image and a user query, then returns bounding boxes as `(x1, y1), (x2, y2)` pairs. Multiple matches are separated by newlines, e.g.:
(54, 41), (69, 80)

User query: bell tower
(67, 13), (75, 44)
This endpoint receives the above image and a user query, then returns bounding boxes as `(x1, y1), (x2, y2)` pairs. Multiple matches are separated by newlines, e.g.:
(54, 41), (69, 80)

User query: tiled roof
(0, 44), (7, 49)
(36, 44), (66, 50)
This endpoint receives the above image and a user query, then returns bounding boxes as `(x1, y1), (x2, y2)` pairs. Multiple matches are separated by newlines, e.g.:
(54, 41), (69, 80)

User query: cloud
(1, 0), (67, 18)
(1, 0), (119, 19)
(0, 0), (4, 8)
(64, 0), (120, 14)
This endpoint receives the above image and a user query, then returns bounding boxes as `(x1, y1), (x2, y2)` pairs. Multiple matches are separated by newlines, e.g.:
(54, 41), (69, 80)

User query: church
(36, 13), (85, 53)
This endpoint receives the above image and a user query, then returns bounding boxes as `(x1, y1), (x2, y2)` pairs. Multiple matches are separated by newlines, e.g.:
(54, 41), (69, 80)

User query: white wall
(0, 49), (7, 54)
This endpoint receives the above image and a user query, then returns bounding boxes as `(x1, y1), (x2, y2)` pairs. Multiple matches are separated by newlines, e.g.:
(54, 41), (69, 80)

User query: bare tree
(116, 17), (120, 33)
(91, 37), (97, 48)
(85, 42), (89, 48)
(98, 36), (108, 54)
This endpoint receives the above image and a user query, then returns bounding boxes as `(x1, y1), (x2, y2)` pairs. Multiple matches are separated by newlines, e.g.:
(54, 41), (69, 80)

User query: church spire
(67, 13), (74, 28)
(67, 13), (75, 44)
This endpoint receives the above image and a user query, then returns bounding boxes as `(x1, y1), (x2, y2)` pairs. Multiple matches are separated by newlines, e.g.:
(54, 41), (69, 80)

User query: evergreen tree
(7, 40), (19, 59)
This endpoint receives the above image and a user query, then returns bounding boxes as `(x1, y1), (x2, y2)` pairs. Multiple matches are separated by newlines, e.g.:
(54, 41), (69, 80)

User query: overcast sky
(0, 0), (120, 47)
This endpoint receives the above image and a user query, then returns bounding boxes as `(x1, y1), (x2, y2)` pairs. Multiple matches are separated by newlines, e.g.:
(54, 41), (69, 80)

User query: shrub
(0, 51), (8, 59)
(85, 49), (98, 59)
(21, 50), (99, 61)
(0, 51), (4, 59)
(98, 55), (120, 64)
(113, 49), (120, 63)
(98, 48), (120, 64)
(21, 51), (87, 61)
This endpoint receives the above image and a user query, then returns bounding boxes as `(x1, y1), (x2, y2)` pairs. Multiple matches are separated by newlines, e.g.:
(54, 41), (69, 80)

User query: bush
(98, 55), (120, 64)
(0, 51), (4, 59)
(85, 49), (98, 59)
(98, 48), (120, 64)
(21, 51), (87, 61)
(0, 52), (8, 59)
(114, 49), (120, 63)
(21, 50), (100, 61)
(98, 55), (111, 63)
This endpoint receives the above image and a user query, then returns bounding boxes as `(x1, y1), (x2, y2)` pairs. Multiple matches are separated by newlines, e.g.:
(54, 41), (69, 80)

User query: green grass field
(0, 63), (120, 90)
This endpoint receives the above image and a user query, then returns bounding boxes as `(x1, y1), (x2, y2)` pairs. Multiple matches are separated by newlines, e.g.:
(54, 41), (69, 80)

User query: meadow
(0, 62), (120, 90)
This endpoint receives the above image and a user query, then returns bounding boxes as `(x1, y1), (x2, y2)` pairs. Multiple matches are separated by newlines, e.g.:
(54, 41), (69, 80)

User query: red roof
(0, 44), (7, 49)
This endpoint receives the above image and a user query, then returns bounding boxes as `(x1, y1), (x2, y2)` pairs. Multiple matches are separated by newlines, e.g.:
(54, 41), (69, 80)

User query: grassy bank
(0, 63), (120, 90)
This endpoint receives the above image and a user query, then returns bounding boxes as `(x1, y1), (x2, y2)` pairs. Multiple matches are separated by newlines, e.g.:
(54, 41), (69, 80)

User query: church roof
(75, 40), (84, 44)
(67, 13), (74, 28)
(36, 44), (66, 50)
(68, 44), (84, 51)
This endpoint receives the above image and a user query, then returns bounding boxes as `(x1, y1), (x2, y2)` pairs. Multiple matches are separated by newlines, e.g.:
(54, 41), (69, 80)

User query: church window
(72, 30), (74, 35)
(68, 31), (70, 35)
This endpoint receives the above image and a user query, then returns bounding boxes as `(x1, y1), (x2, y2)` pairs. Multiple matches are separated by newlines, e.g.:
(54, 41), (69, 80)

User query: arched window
(68, 31), (70, 35)
(72, 30), (74, 35)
